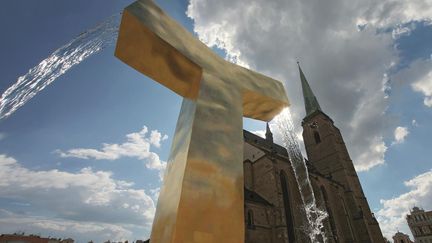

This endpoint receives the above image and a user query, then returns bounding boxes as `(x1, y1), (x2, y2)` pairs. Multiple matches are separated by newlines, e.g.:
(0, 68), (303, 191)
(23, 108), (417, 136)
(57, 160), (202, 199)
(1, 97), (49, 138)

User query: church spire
(298, 62), (322, 117)
(265, 122), (273, 142)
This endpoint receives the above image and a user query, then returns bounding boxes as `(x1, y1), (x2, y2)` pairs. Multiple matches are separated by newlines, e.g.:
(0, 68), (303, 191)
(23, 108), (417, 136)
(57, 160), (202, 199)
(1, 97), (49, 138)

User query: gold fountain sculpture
(115, 0), (289, 242)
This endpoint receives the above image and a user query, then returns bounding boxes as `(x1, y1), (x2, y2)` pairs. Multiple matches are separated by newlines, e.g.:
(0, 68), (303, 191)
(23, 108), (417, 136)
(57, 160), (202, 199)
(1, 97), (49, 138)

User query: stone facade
(243, 130), (309, 243)
(392, 231), (413, 243)
(242, 65), (385, 243)
(243, 119), (384, 243)
(302, 111), (384, 243)
(407, 207), (432, 243)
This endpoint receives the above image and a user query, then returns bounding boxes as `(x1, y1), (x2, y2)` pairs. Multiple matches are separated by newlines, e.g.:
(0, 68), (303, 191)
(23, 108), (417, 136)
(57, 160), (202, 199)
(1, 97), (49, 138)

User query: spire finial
(265, 122), (273, 143)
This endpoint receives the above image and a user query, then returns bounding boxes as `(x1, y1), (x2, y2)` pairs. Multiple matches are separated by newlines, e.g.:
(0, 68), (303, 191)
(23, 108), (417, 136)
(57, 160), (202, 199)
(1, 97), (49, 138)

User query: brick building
(407, 207), (432, 243)
(392, 231), (413, 243)
(242, 65), (385, 242)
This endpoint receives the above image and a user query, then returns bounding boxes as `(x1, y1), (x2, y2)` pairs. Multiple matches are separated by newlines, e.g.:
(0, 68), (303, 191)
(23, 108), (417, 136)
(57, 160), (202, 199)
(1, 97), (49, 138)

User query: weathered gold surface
(115, 1), (289, 242)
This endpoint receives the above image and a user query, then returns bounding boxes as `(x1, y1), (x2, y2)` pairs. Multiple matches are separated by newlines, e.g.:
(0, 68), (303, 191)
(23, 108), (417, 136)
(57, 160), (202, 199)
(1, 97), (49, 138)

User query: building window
(280, 171), (296, 243)
(247, 210), (254, 229)
(320, 186), (338, 242)
(314, 131), (321, 144)
(339, 195), (355, 240)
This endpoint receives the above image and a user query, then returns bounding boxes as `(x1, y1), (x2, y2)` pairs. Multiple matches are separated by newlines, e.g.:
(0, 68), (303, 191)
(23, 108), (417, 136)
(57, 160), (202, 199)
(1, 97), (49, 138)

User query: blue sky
(0, 0), (431, 241)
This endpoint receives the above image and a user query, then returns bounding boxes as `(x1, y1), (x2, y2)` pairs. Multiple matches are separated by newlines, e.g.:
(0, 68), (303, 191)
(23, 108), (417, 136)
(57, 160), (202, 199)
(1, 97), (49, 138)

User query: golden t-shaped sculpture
(115, 1), (289, 242)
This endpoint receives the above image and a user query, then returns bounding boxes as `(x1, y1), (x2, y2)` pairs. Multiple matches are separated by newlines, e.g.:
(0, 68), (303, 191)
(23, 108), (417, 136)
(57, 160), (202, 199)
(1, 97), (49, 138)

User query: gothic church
(242, 65), (385, 243)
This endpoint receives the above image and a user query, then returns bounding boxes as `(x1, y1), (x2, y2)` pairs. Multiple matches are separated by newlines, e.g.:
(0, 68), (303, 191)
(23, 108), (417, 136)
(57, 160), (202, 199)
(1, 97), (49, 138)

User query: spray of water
(274, 107), (328, 243)
(0, 10), (328, 241)
(0, 13), (121, 121)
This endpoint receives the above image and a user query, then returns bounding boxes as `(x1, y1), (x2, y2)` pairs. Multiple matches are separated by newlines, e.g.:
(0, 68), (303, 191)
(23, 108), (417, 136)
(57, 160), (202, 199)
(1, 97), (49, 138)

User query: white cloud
(0, 209), (134, 242)
(186, 0), (417, 171)
(357, 1), (432, 28)
(411, 67), (432, 107)
(185, 0), (432, 172)
(149, 187), (161, 203)
(391, 59), (432, 107)
(393, 126), (409, 144)
(57, 126), (168, 179)
(376, 169), (432, 239)
(251, 130), (265, 138)
(0, 154), (155, 241)
(354, 136), (388, 171)
(392, 24), (413, 39)
(150, 130), (168, 148)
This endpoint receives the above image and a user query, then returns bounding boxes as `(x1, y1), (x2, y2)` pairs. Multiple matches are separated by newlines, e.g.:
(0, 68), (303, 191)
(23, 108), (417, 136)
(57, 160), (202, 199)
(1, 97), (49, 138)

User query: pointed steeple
(265, 122), (273, 142)
(298, 62), (322, 116)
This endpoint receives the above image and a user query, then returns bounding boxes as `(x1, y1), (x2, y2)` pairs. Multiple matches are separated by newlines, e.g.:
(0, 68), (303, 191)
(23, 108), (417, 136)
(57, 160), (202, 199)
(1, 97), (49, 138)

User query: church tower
(298, 64), (385, 243)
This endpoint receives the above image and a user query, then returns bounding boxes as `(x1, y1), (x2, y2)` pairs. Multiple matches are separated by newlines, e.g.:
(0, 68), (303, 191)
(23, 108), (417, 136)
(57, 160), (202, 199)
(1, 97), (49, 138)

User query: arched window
(280, 171), (296, 243)
(314, 131), (321, 144)
(247, 210), (254, 228)
(339, 195), (355, 240)
(320, 186), (338, 242)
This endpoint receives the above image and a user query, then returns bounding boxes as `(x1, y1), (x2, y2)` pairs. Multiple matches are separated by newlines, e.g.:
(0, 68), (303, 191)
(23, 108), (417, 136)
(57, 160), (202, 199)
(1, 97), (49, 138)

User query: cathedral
(242, 65), (385, 243)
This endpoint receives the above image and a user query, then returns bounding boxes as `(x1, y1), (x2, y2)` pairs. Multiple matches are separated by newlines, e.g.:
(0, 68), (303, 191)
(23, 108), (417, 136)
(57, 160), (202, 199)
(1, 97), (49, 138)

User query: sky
(0, 0), (431, 242)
